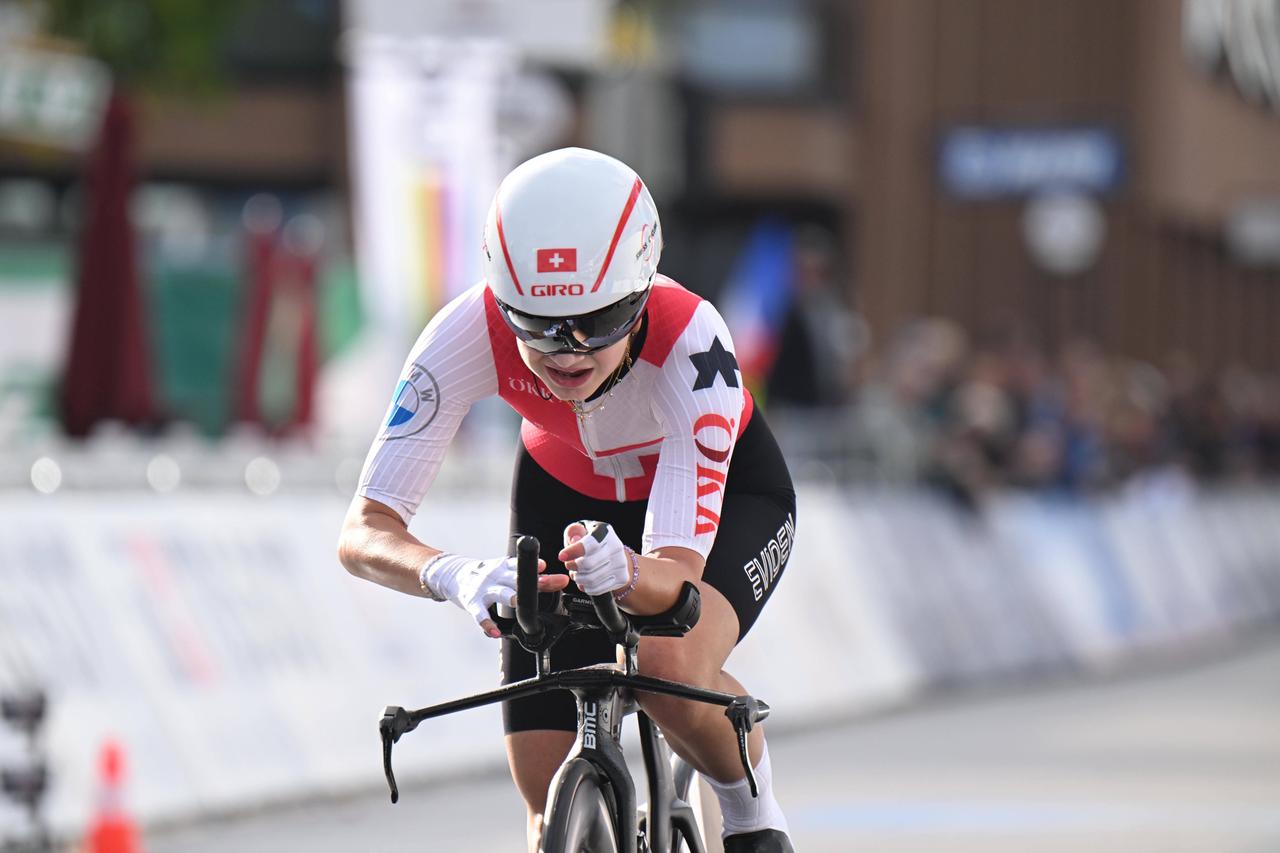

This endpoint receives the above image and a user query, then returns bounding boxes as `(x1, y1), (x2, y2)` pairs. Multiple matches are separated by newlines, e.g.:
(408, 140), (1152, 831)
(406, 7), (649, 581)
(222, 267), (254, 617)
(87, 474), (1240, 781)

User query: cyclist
(339, 148), (797, 853)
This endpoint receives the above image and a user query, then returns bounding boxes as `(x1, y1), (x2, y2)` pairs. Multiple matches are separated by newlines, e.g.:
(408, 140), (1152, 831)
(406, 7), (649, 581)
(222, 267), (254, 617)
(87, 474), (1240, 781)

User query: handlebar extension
(514, 535), (543, 645)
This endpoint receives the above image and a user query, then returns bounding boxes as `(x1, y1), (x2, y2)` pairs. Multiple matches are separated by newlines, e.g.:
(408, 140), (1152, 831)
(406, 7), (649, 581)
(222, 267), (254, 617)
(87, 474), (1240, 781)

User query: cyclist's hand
(424, 554), (565, 638)
(560, 521), (631, 596)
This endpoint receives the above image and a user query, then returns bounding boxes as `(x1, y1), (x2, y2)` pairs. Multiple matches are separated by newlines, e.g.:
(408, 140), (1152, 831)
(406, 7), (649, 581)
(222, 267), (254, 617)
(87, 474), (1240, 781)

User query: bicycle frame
(380, 660), (753, 802)
(379, 533), (770, 852)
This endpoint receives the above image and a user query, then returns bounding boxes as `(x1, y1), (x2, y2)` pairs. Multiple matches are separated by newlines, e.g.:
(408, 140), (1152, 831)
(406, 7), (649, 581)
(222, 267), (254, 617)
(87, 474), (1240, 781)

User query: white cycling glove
(421, 554), (518, 632)
(566, 521), (634, 597)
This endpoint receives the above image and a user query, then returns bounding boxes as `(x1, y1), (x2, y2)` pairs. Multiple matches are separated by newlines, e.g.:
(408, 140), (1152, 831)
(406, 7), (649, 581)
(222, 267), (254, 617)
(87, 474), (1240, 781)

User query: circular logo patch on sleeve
(384, 366), (440, 439)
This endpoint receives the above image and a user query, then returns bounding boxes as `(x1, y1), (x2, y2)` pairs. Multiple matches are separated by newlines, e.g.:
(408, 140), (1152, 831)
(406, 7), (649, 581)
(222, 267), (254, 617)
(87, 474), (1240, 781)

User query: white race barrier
(0, 482), (1278, 838)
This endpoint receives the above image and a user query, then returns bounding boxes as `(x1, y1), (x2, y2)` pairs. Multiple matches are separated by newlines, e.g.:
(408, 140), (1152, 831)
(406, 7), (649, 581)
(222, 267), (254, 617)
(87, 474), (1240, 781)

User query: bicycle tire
(541, 757), (621, 853)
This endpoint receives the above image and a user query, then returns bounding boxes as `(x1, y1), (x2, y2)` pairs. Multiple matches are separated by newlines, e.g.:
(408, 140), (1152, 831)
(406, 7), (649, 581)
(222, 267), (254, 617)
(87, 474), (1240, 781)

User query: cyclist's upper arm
(355, 284), (499, 525)
(650, 545), (706, 581)
(345, 495), (407, 531)
(644, 301), (745, 560)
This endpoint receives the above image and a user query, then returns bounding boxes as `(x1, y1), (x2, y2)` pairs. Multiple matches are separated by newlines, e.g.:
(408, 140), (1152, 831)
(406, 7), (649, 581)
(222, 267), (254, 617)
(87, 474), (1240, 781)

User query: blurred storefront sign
(938, 126), (1125, 200)
(1021, 191), (1108, 277)
(0, 44), (110, 151)
(344, 0), (610, 69)
(1225, 199), (1280, 267)
(679, 1), (821, 94)
(1184, 0), (1280, 111)
(708, 104), (851, 201)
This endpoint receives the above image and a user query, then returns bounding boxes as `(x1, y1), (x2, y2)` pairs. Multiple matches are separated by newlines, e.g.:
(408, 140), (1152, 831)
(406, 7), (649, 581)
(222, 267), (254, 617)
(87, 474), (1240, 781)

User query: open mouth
(545, 363), (594, 388)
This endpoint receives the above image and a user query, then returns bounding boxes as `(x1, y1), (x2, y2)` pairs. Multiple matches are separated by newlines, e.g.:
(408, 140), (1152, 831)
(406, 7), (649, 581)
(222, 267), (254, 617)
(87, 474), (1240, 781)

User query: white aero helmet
(484, 147), (662, 353)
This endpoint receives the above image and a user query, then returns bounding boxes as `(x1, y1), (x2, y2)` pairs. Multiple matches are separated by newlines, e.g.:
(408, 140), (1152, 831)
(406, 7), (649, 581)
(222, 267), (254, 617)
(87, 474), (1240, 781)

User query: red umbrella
(233, 218), (277, 426)
(232, 210), (320, 436)
(59, 90), (157, 437)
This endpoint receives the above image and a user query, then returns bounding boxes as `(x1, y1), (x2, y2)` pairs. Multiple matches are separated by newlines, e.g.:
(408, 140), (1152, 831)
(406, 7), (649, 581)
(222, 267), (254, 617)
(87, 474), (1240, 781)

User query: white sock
(703, 741), (789, 838)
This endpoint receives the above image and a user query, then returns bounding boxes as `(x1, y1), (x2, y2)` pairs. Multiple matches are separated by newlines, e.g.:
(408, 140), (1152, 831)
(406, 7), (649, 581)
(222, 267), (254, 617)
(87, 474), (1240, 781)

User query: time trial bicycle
(378, 530), (771, 852)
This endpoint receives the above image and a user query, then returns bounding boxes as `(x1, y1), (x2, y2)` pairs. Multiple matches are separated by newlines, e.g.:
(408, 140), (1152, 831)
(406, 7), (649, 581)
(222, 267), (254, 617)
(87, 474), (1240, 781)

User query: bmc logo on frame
(531, 283), (584, 297)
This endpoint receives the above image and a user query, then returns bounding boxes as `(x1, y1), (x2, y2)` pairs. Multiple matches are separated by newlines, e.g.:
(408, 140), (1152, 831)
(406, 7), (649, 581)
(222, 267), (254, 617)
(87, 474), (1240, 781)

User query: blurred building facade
(2, 0), (1279, 447)
(855, 0), (1280, 375)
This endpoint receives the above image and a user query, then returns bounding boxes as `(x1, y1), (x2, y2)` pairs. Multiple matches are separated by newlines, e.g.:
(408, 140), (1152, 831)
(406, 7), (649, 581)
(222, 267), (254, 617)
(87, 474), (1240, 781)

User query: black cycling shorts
(500, 410), (796, 734)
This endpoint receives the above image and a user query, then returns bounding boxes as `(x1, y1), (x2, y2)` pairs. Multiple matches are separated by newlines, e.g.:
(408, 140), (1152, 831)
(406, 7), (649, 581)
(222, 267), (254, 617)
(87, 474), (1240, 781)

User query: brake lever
(725, 696), (770, 798)
(380, 705), (415, 803)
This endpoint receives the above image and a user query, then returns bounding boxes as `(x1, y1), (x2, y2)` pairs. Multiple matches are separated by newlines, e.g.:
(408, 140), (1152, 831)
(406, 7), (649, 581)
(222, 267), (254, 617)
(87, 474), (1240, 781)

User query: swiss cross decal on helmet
(484, 148), (662, 353)
(536, 248), (577, 273)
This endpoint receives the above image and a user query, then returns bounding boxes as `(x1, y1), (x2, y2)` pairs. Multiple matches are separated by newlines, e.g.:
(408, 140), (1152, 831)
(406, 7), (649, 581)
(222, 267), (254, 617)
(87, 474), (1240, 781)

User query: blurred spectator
(1165, 352), (1231, 482)
(820, 314), (1280, 504)
(764, 226), (863, 408)
(847, 317), (966, 483)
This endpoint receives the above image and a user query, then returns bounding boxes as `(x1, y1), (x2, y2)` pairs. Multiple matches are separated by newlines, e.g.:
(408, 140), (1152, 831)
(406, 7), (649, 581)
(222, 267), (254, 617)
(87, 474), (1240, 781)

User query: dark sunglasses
(496, 288), (650, 354)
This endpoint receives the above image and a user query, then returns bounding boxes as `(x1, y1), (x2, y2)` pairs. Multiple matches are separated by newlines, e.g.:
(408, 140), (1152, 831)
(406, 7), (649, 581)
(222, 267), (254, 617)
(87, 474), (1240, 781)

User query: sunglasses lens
(501, 311), (556, 339)
(569, 291), (647, 348)
(496, 289), (649, 354)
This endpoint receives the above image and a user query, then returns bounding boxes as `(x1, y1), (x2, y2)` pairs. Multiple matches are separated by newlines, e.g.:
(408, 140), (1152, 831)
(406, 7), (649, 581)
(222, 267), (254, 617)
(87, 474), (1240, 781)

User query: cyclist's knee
(636, 585), (736, 690)
(635, 639), (722, 723)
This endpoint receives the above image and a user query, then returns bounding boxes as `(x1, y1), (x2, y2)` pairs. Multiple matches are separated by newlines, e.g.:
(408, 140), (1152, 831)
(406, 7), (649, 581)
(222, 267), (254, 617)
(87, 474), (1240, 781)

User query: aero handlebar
(514, 535), (543, 644)
(516, 525), (636, 645)
(380, 533), (776, 804)
(580, 522), (633, 642)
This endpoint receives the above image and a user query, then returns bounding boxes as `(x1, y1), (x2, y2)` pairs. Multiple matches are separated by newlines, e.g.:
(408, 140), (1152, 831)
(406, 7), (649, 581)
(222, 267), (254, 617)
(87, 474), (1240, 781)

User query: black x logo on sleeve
(690, 337), (741, 391)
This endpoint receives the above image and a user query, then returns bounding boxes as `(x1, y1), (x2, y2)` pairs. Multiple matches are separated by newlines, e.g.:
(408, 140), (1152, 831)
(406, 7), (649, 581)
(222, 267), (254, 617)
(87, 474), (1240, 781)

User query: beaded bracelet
(613, 547), (641, 602)
(418, 552), (450, 601)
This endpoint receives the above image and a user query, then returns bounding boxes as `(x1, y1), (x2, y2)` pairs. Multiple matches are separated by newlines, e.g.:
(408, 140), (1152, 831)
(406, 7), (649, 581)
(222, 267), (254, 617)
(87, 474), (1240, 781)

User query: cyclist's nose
(545, 352), (592, 370)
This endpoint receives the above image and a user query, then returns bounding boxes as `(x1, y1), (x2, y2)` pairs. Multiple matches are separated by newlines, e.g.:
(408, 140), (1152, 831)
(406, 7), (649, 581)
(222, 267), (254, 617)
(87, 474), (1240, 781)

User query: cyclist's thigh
(700, 488), (796, 644)
(638, 576), (741, 683)
(638, 489), (795, 687)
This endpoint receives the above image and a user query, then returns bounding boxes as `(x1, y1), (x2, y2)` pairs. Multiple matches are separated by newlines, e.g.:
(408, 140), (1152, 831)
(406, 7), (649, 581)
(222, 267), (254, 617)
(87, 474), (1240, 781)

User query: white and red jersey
(357, 275), (753, 558)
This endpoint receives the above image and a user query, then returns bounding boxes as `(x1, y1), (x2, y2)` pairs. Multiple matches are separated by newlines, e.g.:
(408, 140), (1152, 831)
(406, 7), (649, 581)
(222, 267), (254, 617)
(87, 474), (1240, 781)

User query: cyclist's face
(517, 335), (632, 401)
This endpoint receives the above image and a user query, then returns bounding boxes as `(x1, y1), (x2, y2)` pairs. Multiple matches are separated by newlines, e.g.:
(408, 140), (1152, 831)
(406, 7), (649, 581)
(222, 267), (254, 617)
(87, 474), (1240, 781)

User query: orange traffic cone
(84, 739), (143, 853)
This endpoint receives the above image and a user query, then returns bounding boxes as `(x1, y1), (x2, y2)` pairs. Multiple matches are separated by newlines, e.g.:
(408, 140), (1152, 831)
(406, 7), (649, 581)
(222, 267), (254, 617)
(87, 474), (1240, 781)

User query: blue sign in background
(938, 126), (1126, 199)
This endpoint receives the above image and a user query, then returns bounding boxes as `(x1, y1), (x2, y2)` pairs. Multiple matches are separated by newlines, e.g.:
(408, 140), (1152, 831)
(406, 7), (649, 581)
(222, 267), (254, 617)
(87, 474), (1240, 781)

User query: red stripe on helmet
(495, 203), (523, 296)
(590, 177), (644, 294)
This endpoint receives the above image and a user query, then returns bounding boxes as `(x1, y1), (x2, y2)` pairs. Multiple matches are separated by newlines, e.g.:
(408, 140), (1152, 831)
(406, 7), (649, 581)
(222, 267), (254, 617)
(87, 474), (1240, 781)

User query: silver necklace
(568, 338), (634, 419)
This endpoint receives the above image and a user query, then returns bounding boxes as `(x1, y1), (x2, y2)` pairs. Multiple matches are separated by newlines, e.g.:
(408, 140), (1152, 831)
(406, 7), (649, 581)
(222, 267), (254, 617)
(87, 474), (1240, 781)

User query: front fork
(638, 712), (707, 853)
(550, 685), (638, 853)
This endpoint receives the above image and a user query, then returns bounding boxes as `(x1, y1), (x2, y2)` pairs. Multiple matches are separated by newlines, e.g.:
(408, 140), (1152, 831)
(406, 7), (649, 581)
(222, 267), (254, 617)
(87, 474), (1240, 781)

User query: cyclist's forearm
(618, 550), (702, 615)
(338, 508), (442, 598)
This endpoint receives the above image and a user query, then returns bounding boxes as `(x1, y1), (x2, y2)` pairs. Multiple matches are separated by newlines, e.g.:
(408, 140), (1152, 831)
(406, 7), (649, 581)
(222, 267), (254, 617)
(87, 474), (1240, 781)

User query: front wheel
(541, 757), (620, 853)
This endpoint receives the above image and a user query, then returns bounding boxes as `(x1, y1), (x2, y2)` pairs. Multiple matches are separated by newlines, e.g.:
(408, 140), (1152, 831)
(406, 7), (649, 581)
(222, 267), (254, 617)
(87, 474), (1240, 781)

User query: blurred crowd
(768, 304), (1280, 503)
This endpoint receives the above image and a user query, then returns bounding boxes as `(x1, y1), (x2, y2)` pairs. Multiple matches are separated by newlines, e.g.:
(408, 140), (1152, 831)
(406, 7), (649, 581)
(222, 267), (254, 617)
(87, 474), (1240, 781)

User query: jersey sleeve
(643, 300), (746, 559)
(356, 284), (499, 524)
